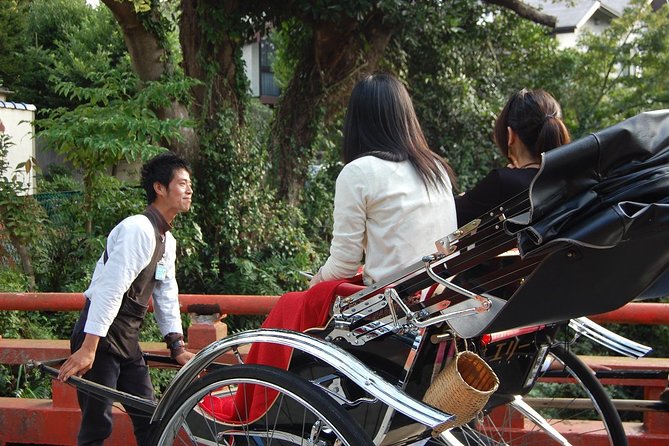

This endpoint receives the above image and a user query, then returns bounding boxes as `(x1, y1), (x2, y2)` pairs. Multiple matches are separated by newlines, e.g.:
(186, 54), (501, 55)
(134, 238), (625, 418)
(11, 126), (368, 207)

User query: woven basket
(422, 350), (499, 434)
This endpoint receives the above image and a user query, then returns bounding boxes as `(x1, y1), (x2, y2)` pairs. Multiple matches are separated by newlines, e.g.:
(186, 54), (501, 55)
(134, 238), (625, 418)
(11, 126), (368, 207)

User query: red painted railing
(2, 293), (667, 324)
(0, 292), (280, 314)
(0, 294), (667, 446)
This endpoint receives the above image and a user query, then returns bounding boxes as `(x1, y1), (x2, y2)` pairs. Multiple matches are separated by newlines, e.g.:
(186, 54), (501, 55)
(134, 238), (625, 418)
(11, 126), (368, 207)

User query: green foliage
(26, 0), (91, 50)
(385, 1), (569, 190)
(188, 100), (317, 295)
(0, 133), (50, 288)
(140, 0), (183, 65)
(2, 0), (127, 110)
(0, 187), (46, 255)
(0, 269), (30, 292)
(49, 5), (130, 87)
(0, 305), (70, 399)
(299, 127), (343, 258)
(38, 69), (195, 231)
(0, 0), (29, 89)
(34, 176), (106, 291)
(130, 0), (151, 13)
(559, 0), (669, 137)
(35, 173), (153, 292)
(0, 364), (50, 399)
(270, 18), (311, 91)
(0, 251), (79, 344)
(88, 176), (146, 234)
(40, 70), (191, 174)
(0, 310), (65, 340)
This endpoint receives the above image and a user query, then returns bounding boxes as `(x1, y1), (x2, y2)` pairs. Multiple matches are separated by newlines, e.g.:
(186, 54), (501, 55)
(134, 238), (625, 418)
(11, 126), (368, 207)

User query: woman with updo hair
(455, 88), (571, 227)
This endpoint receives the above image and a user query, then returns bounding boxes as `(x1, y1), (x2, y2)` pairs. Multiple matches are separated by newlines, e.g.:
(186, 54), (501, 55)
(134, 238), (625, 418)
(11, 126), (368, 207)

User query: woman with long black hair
(310, 73), (457, 287)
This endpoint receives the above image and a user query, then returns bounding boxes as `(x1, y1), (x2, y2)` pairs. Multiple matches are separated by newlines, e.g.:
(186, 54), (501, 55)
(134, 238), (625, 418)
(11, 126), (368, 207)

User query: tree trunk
(270, 13), (393, 204)
(8, 234), (35, 290)
(179, 0), (246, 128)
(102, 0), (198, 161)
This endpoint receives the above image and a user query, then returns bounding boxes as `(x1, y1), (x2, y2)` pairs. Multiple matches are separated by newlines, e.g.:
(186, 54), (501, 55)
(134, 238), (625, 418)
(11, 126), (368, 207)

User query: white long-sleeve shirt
(83, 214), (183, 337)
(317, 156), (457, 285)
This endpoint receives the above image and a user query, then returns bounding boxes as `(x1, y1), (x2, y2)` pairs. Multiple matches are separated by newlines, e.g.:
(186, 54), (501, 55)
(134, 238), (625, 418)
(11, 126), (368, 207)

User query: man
(58, 152), (195, 446)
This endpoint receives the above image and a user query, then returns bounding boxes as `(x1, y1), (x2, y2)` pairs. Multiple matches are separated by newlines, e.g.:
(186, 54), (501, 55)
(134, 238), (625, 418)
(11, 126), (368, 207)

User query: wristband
(164, 332), (186, 359)
(168, 339), (185, 350)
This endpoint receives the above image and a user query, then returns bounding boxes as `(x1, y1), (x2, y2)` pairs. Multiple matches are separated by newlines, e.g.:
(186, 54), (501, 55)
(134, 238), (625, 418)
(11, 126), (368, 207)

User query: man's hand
(58, 334), (100, 382)
(174, 350), (195, 366)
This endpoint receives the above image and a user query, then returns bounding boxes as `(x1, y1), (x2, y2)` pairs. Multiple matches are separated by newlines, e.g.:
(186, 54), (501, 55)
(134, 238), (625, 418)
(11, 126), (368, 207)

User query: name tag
(155, 260), (167, 281)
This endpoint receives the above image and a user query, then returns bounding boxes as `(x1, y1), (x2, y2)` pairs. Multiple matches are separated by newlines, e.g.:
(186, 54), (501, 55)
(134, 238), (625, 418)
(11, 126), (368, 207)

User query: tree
(39, 69), (192, 233)
(387, 0), (569, 188)
(264, 2), (395, 203)
(560, 0), (669, 137)
(102, 0), (199, 160)
(4, 0), (571, 295)
(0, 133), (46, 289)
(1, 0), (128, 111)
(263, 0), (557, 202)
(0, 0), (30, 91)
(90, 0), (567, 293)
(97, 0), (557, 202)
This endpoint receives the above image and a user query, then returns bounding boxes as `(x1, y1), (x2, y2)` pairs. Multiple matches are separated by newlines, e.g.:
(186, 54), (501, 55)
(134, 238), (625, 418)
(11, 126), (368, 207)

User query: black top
(479, 110), (669, 334)
(455, 167), (538, 227)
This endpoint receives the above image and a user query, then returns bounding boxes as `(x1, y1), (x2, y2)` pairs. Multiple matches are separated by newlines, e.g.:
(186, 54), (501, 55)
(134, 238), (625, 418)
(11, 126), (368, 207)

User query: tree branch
(101, 0), (166, 81)
(483, 0), (557, 28)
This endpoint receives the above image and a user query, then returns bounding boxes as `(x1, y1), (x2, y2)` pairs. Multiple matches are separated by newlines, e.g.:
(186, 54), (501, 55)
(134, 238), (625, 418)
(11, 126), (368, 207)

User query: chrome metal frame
(151, 328), (454, 430)
(150, 224), (650, 445)
(568, 317), (652, 358)
(327, 251), (498, 345)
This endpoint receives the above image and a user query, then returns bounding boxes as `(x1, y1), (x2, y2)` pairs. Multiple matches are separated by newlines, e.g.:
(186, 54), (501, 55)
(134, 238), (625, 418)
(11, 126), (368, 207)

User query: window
(260, 38), (280, 104)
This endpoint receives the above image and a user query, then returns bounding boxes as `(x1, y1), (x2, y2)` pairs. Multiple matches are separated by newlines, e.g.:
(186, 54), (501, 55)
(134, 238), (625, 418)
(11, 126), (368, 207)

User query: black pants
(75, 346), (155, 446)
(71, 305), (155, 446)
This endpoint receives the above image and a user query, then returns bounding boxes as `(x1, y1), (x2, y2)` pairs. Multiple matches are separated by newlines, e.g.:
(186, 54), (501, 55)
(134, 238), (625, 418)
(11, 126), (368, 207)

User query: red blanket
(200, 277), (361, 423)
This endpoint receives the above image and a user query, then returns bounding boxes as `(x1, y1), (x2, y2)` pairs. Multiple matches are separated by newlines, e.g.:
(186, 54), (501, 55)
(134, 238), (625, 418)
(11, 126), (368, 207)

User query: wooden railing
(0, 293), (667, 446)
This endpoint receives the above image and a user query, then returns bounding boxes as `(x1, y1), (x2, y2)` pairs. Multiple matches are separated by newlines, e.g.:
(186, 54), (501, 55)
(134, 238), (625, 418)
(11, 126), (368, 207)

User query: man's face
(164, 168), (193, 214)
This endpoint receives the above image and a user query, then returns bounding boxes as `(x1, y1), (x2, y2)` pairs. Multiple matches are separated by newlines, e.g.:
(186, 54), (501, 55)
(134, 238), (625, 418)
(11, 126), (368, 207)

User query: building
(523, 0), (663, 48)
(0, 87), (37, 195)
(243, 36), (281, 105)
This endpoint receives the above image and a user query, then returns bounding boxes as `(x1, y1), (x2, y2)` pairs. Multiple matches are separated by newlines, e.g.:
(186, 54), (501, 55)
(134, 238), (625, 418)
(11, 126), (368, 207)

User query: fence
(0, 294), (667, 445)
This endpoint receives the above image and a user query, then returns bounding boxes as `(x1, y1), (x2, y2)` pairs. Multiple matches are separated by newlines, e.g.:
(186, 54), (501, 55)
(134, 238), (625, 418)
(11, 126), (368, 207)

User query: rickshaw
(37, 110), (669, 446)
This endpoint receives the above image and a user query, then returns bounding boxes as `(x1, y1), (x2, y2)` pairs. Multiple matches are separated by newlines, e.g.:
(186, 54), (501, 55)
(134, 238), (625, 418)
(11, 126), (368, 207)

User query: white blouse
(316, 156), (457, 285)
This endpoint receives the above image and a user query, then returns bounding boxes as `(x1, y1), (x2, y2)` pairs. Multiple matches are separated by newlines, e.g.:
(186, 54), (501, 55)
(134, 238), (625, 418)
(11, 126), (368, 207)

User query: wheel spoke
(153, 364), (374, 446)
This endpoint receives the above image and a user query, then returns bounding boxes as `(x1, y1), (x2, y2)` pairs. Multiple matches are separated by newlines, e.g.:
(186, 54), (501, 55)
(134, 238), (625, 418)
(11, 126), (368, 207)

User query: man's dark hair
(140, 152), (191, 205)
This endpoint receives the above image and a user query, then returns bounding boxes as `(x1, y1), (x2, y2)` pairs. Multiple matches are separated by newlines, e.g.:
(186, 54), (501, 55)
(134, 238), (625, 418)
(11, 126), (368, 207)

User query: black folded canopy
(480, 110), (669, 334)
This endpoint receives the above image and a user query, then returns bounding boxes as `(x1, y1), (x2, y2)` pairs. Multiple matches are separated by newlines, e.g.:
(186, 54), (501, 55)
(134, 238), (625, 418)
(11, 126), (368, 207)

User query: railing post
(186, 312), (228, 350)
(644, 383), (669, 435)
(52, 379), (79, 409)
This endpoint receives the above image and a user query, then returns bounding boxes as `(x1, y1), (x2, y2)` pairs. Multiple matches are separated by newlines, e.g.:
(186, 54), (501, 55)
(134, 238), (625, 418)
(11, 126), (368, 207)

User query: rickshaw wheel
(432, 344), (626, 446)
(152, 364), (374, 446)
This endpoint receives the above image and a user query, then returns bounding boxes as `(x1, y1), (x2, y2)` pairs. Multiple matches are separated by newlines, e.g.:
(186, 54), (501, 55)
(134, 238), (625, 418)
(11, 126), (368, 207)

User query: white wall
(0, 102), (37, 195)
(242, 40), (261, 97)
(556, 9), (617, 49)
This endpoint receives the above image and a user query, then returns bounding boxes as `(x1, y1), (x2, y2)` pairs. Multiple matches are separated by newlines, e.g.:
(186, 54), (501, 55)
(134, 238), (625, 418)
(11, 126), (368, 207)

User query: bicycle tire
(438, 343), (627, 446)
(151, 363), (375, 446)
(548, 344), (626, 445)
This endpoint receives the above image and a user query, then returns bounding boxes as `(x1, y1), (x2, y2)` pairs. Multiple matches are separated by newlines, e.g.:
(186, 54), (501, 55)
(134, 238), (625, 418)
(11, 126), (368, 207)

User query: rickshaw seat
(334, 282), (366, 297)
